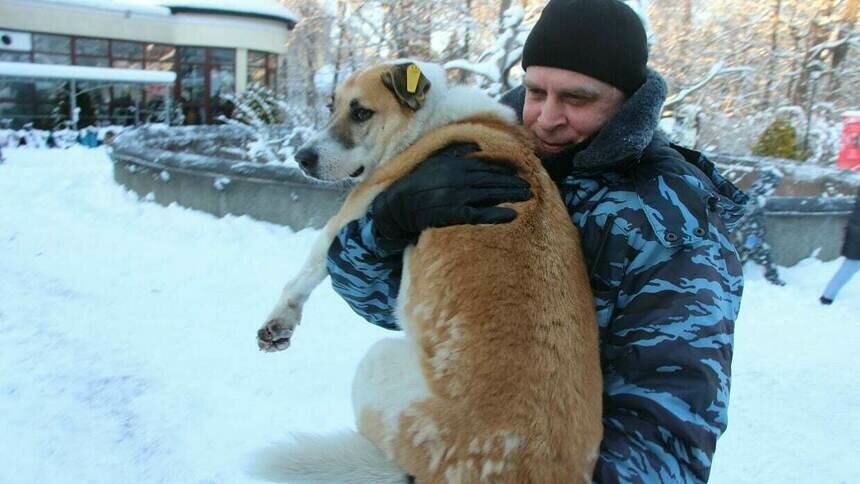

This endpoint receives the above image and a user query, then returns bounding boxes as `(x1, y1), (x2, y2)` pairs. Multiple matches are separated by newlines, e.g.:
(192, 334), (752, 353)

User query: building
(0, 0), (298, 128)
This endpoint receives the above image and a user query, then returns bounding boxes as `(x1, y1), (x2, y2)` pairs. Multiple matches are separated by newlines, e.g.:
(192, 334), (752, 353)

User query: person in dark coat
(326, 0), (748, 481)
(820, 186), (860, 304)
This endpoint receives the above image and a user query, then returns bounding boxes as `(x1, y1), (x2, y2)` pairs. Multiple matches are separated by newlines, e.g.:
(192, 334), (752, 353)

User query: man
(326, 0), (749, 482)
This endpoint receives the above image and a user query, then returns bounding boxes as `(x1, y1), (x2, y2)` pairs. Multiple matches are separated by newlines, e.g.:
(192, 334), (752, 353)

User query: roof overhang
(165, 6), (297, 30)
(3, 0), (299, 38)
(0, 61), (176, 84)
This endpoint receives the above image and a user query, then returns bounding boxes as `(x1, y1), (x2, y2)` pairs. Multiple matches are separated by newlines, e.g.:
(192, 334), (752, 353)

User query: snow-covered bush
(753, 118), (802, 160)
(222, 83), (286, 126)
(216, 82), (316, 165)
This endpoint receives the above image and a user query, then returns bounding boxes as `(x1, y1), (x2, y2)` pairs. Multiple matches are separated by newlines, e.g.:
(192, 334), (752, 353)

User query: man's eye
(351, 107), (374, 122)
(326, 103), (334, 113)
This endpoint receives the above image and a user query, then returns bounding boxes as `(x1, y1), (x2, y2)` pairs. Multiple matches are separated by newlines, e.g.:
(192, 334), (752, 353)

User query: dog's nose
(295, 148), (319, 171)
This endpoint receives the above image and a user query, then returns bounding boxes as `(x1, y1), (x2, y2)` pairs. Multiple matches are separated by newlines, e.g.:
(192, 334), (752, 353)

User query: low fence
(110, 125), (858, 266)
(760, 197), (854, 265)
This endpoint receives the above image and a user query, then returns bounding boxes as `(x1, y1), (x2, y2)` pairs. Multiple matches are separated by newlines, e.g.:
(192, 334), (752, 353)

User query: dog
(250, 60), (602, 483)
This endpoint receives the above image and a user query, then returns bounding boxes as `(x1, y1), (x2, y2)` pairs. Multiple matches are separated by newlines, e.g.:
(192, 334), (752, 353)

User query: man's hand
(371, 144), (532, 248)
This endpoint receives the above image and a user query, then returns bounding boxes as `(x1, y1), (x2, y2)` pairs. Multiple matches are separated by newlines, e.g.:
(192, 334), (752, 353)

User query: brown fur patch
(330, 110), (357, 149)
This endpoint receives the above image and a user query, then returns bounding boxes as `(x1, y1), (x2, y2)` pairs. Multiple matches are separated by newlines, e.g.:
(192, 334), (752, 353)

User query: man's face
(522, 66), (626, 157)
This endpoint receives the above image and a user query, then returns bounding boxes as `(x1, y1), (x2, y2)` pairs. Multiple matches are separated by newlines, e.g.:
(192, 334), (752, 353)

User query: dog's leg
(257, 184), (385, 352)
(352, 337), (430, 459)
(257, 221), (342, 352)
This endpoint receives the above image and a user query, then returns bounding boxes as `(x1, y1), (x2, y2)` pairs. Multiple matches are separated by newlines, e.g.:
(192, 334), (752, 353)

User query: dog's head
(294, 61), (439, 182)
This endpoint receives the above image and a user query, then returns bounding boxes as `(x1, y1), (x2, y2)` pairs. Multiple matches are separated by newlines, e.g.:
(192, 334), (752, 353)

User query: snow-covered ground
(0, 147), (857, 483)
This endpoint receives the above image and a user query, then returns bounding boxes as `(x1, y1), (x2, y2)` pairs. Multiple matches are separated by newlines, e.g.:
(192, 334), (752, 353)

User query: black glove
(371, 143), (532, 252)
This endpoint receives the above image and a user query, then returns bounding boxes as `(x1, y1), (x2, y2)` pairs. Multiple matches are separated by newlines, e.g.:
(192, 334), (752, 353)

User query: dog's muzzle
(295, 147), (318, 176)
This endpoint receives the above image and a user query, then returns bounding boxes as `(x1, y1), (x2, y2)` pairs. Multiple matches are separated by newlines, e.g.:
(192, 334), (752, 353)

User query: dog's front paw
(257, 317), (296, 352)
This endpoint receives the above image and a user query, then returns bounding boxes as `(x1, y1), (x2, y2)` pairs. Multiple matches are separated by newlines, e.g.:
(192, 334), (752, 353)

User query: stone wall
(110, 125), (348, 229)
(763, 197), (853, 265)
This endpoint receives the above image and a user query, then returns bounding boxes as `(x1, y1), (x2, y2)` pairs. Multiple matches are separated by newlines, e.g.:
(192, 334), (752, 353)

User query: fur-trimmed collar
(500, 69), (668, 172)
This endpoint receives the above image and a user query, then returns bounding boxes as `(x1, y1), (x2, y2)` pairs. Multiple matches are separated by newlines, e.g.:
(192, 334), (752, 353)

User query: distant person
(820, 186), (860, 304)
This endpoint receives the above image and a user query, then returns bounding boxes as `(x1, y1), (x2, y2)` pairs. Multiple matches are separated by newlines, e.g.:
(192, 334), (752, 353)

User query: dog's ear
(381, 63), (431, 111)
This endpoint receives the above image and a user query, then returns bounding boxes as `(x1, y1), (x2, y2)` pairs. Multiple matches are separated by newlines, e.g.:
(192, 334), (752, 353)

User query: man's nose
(536, 100), (566, 130)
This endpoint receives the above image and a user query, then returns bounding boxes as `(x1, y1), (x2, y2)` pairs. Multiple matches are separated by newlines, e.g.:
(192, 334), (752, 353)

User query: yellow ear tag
(406, 64), (421, 94)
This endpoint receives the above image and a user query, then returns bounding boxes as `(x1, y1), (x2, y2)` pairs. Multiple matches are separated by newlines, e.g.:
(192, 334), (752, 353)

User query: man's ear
(381, 63), (431, 111)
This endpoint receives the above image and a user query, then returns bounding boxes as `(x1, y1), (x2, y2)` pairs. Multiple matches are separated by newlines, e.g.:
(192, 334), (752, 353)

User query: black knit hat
(522, 0), (648, 95)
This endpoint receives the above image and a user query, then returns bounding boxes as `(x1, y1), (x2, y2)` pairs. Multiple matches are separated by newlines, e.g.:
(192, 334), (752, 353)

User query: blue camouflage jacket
(326, 70), (749, 483)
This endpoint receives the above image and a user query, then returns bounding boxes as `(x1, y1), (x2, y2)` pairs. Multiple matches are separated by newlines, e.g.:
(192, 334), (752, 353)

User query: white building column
(236, 48), (248, 93)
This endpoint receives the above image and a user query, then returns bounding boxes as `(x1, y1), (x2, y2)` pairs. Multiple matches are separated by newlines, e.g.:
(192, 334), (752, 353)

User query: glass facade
(248, 50), (278, 89)
(177, 47), (235, 124)
(0, 30), (278, 128)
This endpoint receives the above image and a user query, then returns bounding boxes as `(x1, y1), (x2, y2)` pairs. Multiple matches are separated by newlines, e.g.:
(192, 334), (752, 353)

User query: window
(75, 38), (109, 67)
(111, 41), (144, 71)
(32, 33), (71, 65)
(210, 48), (234, 65)
(180, 64), (205, 102)
(145, 44), (175, 69)
(111, 41), (144, 61)
(0, 51), (29, 62)
(0, 76), (37, 128)
(34, 81), (60, 104)
(180, 47), (205, 64)
(33, 34), (70, 55)
(102, 40), (145, 124)
(0, 33), (179, 127)
(34, 80), (65, 129)
(177, 47), (206, 124)
(76, 56), (110, 67)
(177, 47), (235, 124)
(33, 53), (70, 64)
(0, 81), (35, 107)
(0, 101), (26, 122)
(0, 30), (252, 126)
(112, 60), (144, 70)
(248, 51), (278, 88)
(76, 38), (108, 56)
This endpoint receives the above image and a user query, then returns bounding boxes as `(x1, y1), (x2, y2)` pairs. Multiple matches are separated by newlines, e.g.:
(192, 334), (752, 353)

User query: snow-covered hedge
(109, 124), (337, 186)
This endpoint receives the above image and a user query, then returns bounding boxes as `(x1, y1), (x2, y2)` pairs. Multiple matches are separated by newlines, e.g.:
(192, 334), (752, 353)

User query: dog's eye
(350, 107), (374, 122)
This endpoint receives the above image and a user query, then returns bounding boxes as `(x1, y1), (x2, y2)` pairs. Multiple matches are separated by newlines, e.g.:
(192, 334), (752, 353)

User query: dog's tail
(247, 431), (409, 483)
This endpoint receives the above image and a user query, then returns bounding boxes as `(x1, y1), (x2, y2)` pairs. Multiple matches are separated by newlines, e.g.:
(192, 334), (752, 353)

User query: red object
(837, 111), (860, 170)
